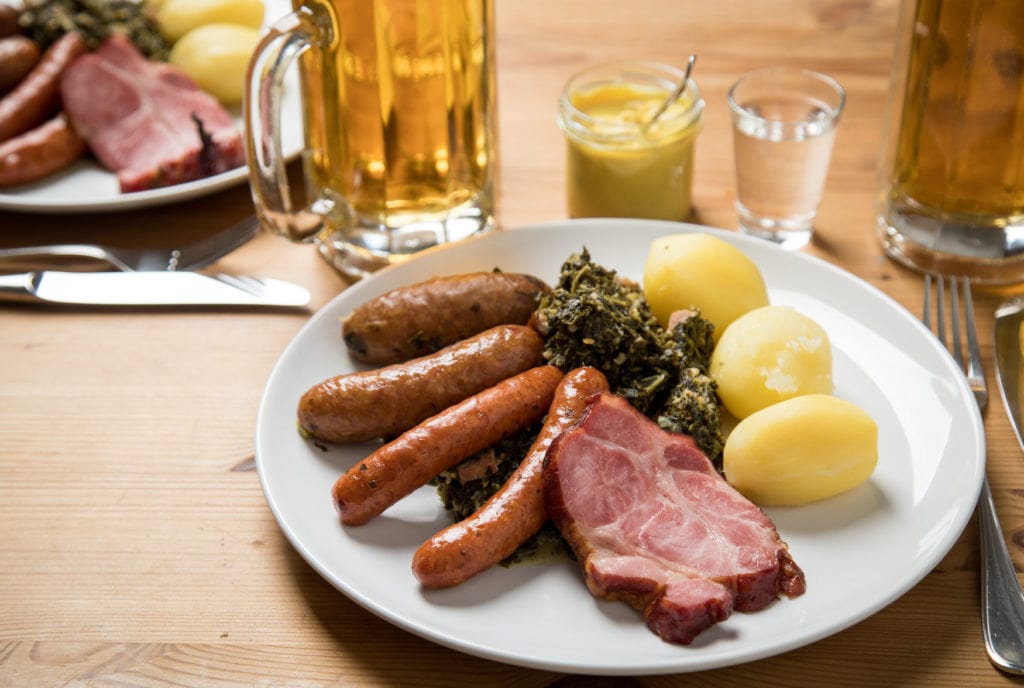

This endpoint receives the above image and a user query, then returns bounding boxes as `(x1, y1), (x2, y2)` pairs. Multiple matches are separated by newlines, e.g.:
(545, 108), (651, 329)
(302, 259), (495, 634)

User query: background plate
(255, 219), (985, 675)
(0, 0), (301, 214)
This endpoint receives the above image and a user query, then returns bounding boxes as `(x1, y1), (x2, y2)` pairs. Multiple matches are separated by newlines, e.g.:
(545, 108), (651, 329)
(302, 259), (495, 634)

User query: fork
(923, 273), (1024, 675)
(0, 214), (260, 273)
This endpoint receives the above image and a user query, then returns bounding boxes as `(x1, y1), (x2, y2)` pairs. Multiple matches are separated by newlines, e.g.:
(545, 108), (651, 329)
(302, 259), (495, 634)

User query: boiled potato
(723, 394), (878, 506)
(643, 233), (768, 341)
(169, 24), (261, 105)
(710, 305), (833, 419)
(158, 0), (264, 43)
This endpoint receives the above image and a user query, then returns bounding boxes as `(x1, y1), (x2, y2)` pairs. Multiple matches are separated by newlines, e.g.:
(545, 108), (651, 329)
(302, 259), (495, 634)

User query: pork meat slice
(543, 392), (805, 645)
(60, 34), (245, 192)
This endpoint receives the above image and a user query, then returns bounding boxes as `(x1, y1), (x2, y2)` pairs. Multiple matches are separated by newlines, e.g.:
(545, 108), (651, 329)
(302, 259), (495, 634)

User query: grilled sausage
(0, 36), (40, 94)
(0, 5), (19, 39)
(332, 365), (564, 526)
(412, 367), (609, 588)
(0, 31), (85, 143)
(299, 324), (544, 444)
(0, 113), (85, 186)
(342, 271), (550, 364)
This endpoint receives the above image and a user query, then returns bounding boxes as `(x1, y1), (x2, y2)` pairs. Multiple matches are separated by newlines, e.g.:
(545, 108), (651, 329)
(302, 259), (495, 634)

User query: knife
(0, 270), (311, 308)
(995, 295), (1024, 450)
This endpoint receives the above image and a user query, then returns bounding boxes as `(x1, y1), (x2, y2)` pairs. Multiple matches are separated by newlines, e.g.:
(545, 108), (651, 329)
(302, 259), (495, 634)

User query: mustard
(558, 62), (704, 221)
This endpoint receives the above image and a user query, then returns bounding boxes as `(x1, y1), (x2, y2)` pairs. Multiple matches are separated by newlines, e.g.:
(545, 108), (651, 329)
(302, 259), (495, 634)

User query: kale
(431, 423), (539, 520)
(536, 248), (725, 465)
(20, 0), (170, 60)
(430, 422), (570, 564)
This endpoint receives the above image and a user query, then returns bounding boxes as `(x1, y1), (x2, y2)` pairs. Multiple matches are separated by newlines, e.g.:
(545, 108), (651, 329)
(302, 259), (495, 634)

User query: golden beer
(245, 0), (496, 279)
(878, 0), (1024, 281)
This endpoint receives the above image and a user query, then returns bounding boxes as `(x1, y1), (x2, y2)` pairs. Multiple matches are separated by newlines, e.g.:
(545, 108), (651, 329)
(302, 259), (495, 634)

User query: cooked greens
(19, 0), (170, 59)
(535, 248), (724, 463)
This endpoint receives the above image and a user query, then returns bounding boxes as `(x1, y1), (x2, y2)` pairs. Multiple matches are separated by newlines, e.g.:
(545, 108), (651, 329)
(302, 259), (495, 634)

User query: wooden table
(3, 0), (1024, 685)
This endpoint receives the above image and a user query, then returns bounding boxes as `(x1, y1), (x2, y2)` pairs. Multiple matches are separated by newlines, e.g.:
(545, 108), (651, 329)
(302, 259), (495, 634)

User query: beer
(878, 0), (1024, 281)
(298, 0), (495, 233)
(245, 0), (497, 279)
(890, 0), (1024, 219)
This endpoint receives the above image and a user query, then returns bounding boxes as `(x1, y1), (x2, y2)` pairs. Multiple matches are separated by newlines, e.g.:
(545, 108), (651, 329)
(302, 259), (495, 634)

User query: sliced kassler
(60, 34), (244, 192)
(543, 392), (805, 645)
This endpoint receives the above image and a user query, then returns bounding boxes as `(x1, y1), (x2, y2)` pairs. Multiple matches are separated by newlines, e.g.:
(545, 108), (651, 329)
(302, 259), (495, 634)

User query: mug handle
(244, 8), (331, 242)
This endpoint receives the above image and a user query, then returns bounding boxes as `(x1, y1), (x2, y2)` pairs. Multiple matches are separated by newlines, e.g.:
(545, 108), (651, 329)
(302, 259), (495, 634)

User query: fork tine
(962, 278), (989, 410)
(950, 276), (964, 370)
(936, 274), (947, 350)
(923, 273), (932, 328)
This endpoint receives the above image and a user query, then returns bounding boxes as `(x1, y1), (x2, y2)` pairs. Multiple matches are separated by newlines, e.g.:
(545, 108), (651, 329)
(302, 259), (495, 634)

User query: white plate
(255, 219), (985, 675)
(0, 0), (302, 214)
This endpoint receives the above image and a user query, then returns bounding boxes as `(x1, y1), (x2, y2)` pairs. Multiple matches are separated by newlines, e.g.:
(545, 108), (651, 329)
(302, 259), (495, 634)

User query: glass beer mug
(245, 0), (497, 280)
(877, 0), (1024, 283)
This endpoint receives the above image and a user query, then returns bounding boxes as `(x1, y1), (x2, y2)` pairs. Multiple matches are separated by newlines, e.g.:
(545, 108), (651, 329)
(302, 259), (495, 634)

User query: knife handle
(0, 272), (40, 302)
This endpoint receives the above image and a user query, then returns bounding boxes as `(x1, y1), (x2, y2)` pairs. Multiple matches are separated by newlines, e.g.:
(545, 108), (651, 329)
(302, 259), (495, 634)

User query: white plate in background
(0, 0), (301, 214)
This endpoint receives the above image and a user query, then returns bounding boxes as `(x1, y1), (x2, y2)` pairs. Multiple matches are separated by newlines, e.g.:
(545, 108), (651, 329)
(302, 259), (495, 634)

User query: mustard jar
(557, 61), (704, 221)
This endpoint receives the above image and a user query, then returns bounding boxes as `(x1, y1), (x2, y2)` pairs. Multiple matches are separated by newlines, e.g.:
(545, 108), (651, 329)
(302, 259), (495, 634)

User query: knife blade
(995, 295), (1024, 451)
(0, 270), (311, 308)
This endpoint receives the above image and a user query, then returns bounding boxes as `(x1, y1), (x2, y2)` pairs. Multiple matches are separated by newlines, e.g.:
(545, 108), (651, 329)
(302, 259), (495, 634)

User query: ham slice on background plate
(543, 392), (806, 645)
(60, 34), (245, 193)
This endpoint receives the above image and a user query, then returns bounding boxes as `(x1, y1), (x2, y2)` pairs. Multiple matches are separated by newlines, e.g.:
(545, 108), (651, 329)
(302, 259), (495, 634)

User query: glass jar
(557, 61), (704, 221)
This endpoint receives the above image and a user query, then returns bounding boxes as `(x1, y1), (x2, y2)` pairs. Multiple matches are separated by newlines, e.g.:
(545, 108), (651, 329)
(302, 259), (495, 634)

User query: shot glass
(728, 68), (845, 250)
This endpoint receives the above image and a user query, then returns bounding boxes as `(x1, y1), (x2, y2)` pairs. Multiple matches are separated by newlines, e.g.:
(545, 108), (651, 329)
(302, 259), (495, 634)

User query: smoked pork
(543, 393), (805, 645)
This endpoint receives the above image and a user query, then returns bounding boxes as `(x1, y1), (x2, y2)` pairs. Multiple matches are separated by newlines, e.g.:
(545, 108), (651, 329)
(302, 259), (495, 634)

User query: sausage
(0, 113), (85, 186)
(0, 31), (86, 143)
(0, 36), (40, 94)
(332, 365), (564, 526)
(0, 5), (19, 39)
(299, 324), (545, 444)
(411, 367), (609, 588)
(341, 271), (550, 364)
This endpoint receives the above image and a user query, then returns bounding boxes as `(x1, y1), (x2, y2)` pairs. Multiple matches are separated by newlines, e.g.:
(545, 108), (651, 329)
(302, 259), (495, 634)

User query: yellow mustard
(558, 62), (704, 221)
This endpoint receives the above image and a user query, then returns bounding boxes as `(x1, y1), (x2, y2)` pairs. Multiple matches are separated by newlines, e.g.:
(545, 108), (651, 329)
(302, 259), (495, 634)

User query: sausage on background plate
(412, 366), (610, 589)
(299, 324), (545, 444)
(332, 365), (565, 526)
(0, 31), (85, 143)
(0, 36), (40, 95)
(342, 271), (550, 365)
(0, 113), (85, 187)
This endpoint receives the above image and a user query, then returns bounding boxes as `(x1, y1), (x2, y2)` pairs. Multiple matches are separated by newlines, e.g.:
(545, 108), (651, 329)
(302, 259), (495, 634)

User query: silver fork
(924, 273), (1024, 675)
(0, 214), (260, 273)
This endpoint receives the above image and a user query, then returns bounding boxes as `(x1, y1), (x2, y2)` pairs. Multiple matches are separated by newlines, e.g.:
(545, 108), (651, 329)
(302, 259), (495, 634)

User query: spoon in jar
(643, 53), (697, 133)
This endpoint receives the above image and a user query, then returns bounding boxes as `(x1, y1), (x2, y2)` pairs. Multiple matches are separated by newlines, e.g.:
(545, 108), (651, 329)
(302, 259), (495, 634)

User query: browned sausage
(0, 113), (85, 186)
(299, 324), (545, 444)
(411, 367), (609, 588)
(0, 5), (19, 39)
(0, 36), (40, 94)
(0, 31), (85, 143)
(342, 272), (550, 364)
(332, 365), (564, 526)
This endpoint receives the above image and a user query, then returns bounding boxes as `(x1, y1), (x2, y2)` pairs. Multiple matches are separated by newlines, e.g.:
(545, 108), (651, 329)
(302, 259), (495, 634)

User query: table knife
(988, 294), (1024, 672)
(0, 270), (310, 308)
(995, 296), (1024, 450)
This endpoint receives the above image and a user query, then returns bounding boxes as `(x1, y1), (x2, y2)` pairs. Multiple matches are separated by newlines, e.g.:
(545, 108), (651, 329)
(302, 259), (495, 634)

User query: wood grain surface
(4, 0), (1024, 685)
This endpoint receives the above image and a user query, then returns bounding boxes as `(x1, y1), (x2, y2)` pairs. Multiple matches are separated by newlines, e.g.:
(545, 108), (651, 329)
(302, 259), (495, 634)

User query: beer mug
(877, 0), (1024, 283)
(245, 0), (498, 279)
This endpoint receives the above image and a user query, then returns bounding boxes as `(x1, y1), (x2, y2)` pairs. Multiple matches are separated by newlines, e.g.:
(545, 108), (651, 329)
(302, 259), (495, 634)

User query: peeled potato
(710, 305), (833, 419)
(643, 233), (768, 341)
(169, 24), (261, 105)
(158, 0), (264, 43)
(724, 394), (878, 506)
